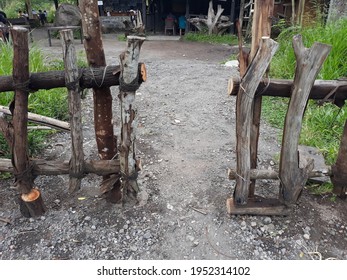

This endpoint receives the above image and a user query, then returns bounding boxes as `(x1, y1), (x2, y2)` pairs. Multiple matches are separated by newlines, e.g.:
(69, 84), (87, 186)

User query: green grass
(184, 32), (238, 45)
(0, 43), (69, 159)
(262, 18), (347, 166)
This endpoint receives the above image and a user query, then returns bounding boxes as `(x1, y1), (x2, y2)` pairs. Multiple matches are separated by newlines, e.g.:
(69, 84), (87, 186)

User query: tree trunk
(79, 0), (117, 200)
(279, 35), (331, 204)
(10, 27), (45, 217)
(118, 36), (146, 202)
(249, 0), (274, 197)
(61, 29), (84, 193)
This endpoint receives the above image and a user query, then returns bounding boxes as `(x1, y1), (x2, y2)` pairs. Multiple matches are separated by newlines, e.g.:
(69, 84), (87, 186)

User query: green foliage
(0, 42), (68, 159)
(262, 18), (347, 169)
(184, 32), (238, 45)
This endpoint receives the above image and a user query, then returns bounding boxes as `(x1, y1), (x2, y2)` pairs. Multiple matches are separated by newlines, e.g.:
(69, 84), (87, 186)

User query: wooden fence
(0, 26), (146, 217)
(226, 0), (347, 216)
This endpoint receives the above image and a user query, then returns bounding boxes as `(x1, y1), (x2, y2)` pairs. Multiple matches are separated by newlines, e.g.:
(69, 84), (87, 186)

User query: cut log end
(19, 188), (46, 218)
(228, 76), (240, 95)
(140, 63), (147, 82)
(226, 196), (290, 216)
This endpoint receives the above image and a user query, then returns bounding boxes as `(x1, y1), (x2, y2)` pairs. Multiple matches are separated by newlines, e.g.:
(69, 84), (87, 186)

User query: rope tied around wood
(65, 71), (83, 92)
(90, 65), (109, 88)
(13, 80), (30, 92)
(13, 161), (35, 187)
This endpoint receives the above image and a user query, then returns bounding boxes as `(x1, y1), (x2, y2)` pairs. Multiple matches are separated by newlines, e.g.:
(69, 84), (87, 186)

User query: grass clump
(184, 32), (238, 45)
(0, 43), (69, 159)
(262, 18), (347, 168)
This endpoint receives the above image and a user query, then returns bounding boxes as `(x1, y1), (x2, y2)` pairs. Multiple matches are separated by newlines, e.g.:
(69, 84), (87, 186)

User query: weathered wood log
(118, 35), (145, 203)
(80, 0), (116, 164)
(331, 120), (347, 198)
(226, 196), (290, 216)
(228, 77), (347, 106)
(61, 29), (84, 193)
(228, 168), (332, 180)
(11, 26), (45, 217)
(0, 64), (145, 93)
(234, 37), (278, 205)
(249, 0), (274, 198)
(0, 159), (120, 176)
(187, 1), (232, 35)
(279, 35), (331, 204)
(0, 105), (70, 131)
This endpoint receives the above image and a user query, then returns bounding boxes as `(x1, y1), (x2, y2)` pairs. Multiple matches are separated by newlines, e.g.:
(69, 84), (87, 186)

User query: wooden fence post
(249, 0), (274, 197)
(279, 35), (331, 204)
(234, 37), (278, 205)
(61, 29), (84, 193)
(10, 26), (45, 217)
(331, 120), (347, 198)
(119, 36), (146, 201)
(79, 0), (118, 201)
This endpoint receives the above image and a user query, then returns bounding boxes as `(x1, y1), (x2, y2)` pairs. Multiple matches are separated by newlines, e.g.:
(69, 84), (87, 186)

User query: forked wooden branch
(234, 37), (278, 205)
(279, 35), (331, 204)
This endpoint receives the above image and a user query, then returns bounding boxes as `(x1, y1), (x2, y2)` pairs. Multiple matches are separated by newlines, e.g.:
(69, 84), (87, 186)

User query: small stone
(303, 234), (310, 240)
(40, 216), (46, 221)
(241, 221), (247, 227)
(267, 224), (275, 232)
(91, 225), (96, 230)
(119, 229), (124, 234)
(143, 232), (152, 239)
(84, 216), (91, 221)
(192, 241), (199, 247)
(254, 250), (259, 256)
(264, 217), (272, 224)
(29, 218), (35, 223)
(251, 222), (257, 227)
(186, 235), (195, 242)
(130, 246), (138, 252)
(123, 224), (129, 230)
(281, 248), (287, 255)
(54, 199), (60, 204)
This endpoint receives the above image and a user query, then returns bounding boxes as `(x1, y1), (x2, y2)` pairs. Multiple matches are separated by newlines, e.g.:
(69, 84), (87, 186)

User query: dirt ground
(0, 28), (346, 260)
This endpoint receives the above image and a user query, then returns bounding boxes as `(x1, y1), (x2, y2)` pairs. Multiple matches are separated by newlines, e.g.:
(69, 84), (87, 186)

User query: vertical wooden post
(11, 27), (45, 217)
(249, 0), (274, 197)
(61, 29), (84, 193)
(234, 37), (278, 205)
(119, 36), (145, 201)
(331, 120), (347, 199)
(279, 35), (331, 204)
(79, 0), (117, 200)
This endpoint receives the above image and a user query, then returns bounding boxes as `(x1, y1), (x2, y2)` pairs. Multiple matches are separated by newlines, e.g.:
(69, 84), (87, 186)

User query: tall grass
(184, 32), (238, 45)
(0, 43), (69, 158)
(262, 18), (347, 165)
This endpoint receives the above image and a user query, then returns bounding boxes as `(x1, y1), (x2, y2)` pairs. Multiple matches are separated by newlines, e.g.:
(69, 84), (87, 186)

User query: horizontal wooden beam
(226, 196), (290, 216)
(0, 105), (70, 131)
(228, 77), (347, 106)
(0, 63), (146, 92)
(0, 159), (120, 176)
(228, 168), (331, 180)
